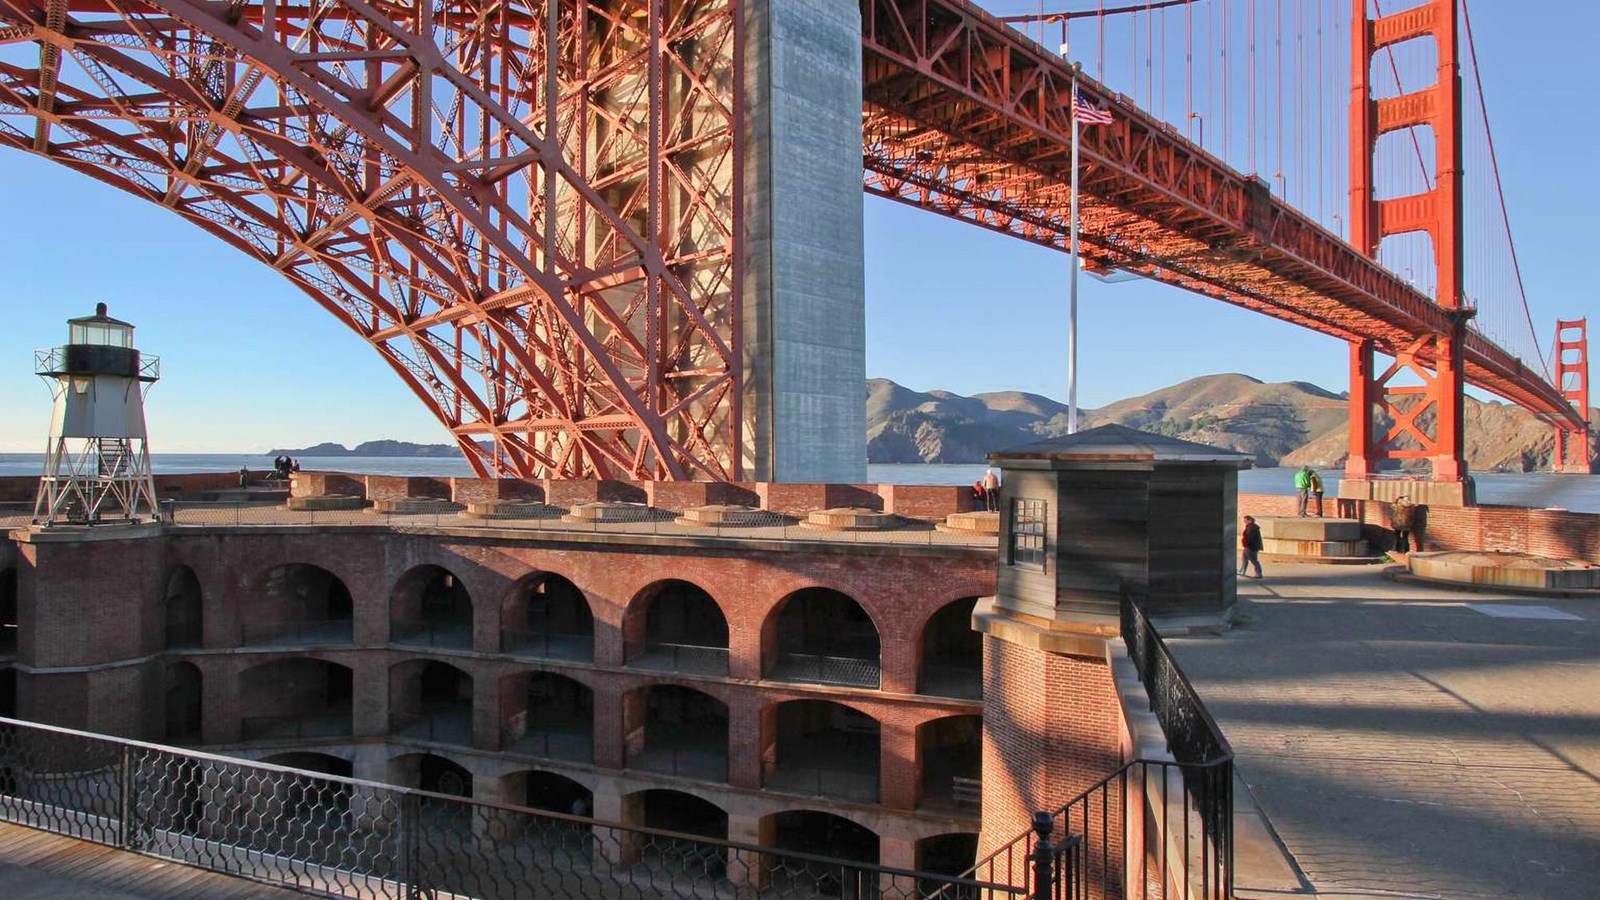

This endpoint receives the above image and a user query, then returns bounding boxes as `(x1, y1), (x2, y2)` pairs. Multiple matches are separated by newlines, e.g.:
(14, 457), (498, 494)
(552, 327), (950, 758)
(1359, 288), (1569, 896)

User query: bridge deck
(0, 821), (305, 899)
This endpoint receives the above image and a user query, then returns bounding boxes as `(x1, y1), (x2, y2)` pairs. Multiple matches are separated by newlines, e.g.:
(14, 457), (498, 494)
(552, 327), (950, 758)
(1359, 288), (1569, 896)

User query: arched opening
(767, 810), (879, 896)
(764, 700), (878, 802)
(0, 668), (15, 718)
(766, 588), (880, 688)
(917, 715), (982, 812)
(624, 580), (729, 676)
(501, 672), (593, 763)
(625, 685), (728, 782)
(512, 770), (593, 817)
(239, 658), (353, 742)
(260, 752), (355, 823)
(162, 566), (203, 650)
(243, 564), (353, 646)
(392, 565), (473, 649)
(391, 752), (474, 799)
(0, 567), (17, 657)
(917, 833), (980, 895)
(500, 573), (593, 662)
(261, 751), (354, 779)
(625, 789), (728, 877)
(919, 596), (982, 699)
(390, 661), (474, 746)
(163, 661), (202, 743)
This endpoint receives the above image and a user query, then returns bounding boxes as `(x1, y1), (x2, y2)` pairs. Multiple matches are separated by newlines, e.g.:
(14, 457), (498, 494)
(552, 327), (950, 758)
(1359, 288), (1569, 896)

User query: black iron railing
(625, 642), (730, 676)
(0, 716), (1035, 899)
(953, 591), (1235, 900)
(1120, 589), (1234, 767)
(240, 712), (353, 742)
(768, 651), (881, 688)
(499, 628), (594, 662)
(389, 619), (473, 649)
(240, 618), (354, 647)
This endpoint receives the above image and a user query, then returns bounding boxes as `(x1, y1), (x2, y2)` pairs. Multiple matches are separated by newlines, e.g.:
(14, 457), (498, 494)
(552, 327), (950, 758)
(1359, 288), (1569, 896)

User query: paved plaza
(1170, 565), (1600, 899)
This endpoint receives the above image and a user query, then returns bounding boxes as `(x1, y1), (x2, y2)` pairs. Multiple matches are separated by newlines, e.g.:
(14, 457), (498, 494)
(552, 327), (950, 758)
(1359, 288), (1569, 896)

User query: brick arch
(159, 564), (203, 650)
(497, 569), (595, 661)
(501, 766), (601, 794)
(759, 586), (882, 688)
(915, 595), (984, 700)
(618, 785), (730, 816)
(621, 577), (731, 626)
(620, 579), (730, 671)
(390, 563), (475, 649)
(257, 748), (357, 767)
(760, 806), (882, 855)
(754, 579), (890, 636)
(621, 675), (738, 708)
(239, 562), (356, 647)
(388, 750), (477, 798)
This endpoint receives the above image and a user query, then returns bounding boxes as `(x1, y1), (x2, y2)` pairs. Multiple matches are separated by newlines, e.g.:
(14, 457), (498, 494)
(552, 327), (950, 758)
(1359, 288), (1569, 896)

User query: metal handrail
(954, 589), (1236, 899)
(0, 715), (1029, 898)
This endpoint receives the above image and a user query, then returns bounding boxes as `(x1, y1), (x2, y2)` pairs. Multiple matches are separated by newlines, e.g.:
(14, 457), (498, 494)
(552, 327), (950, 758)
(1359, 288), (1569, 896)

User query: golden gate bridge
(0, 0), (1588, 481)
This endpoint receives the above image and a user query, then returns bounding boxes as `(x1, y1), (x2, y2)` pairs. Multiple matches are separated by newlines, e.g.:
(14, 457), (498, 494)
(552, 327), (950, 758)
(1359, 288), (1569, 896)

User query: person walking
(1294, 466), (1313, 516)
(1391, 495), (1418, 553)
(1308, 468), (1325, 517)
(238, 466), (250, 489)
(981, 468), (1001, 512)
(1239, 515), (1263, 579)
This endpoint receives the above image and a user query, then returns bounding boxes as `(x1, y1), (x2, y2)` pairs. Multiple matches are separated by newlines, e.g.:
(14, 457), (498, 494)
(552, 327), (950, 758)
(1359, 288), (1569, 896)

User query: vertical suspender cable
(1462, 0), (1544, 371)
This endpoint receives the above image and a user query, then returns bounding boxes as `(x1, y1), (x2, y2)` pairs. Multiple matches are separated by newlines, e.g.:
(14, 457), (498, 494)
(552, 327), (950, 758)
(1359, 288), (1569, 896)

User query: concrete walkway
(1167, 564), (1600, 900)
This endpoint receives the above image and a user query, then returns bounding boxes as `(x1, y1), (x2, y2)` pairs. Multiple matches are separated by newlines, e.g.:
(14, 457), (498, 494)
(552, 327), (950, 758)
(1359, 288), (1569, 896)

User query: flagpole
(1068, 69), (1082, 435)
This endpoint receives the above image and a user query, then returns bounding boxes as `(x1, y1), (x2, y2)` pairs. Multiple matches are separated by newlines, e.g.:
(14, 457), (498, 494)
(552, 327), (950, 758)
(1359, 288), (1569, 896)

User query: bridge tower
(1553, 319), (1593, 474)
(1345, 0), (1470, 492)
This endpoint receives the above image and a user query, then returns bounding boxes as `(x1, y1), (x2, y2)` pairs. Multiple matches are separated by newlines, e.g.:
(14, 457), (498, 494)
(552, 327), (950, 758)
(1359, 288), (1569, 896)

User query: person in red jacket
(1239, 515), (1264, 579)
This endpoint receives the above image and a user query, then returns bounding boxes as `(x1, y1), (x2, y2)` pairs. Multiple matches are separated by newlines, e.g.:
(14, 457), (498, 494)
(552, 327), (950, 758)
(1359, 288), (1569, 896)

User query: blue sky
(0, 1), (1592, 452)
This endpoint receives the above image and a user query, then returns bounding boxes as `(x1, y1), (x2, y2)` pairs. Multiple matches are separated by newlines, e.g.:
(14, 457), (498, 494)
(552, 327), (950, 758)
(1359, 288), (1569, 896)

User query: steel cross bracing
(0, 0), (740, 480)
(859, 0), (1582, 435)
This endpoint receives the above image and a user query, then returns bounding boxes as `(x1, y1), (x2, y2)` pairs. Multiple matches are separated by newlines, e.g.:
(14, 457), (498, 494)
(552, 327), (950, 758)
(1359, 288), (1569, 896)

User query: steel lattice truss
(0, 0), (740, 479)
(860, 0), (1583, 433)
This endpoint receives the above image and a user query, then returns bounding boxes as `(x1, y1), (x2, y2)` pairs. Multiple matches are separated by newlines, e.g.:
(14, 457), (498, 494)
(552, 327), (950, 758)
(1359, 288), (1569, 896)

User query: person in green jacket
(1294, 466), (1312, 516)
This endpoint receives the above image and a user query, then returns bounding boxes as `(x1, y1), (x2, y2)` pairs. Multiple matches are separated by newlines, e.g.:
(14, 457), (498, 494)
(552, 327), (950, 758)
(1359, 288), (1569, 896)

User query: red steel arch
(0, 0), (739, 480)
(3, 0), (1584, 480)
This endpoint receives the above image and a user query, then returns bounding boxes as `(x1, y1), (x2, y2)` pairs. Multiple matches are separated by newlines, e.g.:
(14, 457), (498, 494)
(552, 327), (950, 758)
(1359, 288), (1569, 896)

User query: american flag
(1073, 89), (1113, 125)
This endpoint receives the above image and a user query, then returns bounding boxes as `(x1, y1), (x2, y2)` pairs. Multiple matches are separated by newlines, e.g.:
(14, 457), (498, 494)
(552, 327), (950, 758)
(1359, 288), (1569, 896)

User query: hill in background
(868, 374), (1594, 472)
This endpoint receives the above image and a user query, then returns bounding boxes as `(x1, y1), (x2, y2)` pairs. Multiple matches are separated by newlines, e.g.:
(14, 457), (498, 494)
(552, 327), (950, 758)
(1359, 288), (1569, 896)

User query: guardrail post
(118, 746), (134, 848)
(1029, 811), (1055, 900)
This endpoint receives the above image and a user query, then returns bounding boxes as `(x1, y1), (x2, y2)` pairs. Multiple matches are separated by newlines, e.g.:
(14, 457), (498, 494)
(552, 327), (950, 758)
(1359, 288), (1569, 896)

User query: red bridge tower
(1345, 0), (1469, 486)
(1554, 319), (1593, 473)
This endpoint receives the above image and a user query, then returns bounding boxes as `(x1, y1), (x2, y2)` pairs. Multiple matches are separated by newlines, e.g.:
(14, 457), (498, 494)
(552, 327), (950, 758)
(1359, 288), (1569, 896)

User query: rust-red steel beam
(859, 0), (1579, 433)
(0, 0), (740, 480)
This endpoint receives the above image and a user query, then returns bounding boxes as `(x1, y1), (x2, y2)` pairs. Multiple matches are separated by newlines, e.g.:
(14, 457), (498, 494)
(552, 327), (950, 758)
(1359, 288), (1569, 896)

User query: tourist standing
(1239, 515), (1263, 579)
(1391, 496), (1418, 553)
(981, 468), (1000, 512)
(1308, 468), (1325, 517)
(238, 466), (250, 489)
(972, 480), (986, 511)
(1294, 466), (1312, 516)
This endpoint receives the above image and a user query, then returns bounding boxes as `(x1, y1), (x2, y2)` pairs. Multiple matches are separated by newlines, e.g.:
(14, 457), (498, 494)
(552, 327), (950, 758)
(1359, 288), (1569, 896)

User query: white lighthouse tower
(33, 303), (161, 525)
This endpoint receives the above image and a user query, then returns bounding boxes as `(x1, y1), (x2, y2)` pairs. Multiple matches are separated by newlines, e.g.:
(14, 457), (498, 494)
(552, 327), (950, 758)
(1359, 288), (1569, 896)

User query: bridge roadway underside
(859, 0), (1579, 431)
